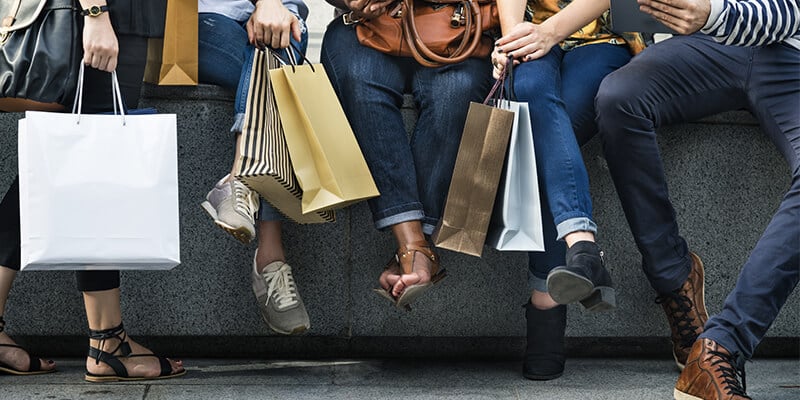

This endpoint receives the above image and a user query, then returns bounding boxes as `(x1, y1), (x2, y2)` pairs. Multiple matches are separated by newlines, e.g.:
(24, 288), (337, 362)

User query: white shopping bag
(487, 100), (545, 251)
(18, 71), (180, 270)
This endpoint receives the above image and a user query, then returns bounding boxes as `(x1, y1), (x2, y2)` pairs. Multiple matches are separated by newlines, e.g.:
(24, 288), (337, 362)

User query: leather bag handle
(402, 0), (484, 67)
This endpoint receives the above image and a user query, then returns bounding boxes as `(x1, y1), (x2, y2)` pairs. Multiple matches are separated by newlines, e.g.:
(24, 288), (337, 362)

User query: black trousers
(0, 34), (148, 292)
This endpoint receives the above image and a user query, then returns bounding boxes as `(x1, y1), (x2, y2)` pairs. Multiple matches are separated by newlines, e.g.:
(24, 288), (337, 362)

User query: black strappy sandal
(0, 316), (55, 375)
(85, 323), (186, 383)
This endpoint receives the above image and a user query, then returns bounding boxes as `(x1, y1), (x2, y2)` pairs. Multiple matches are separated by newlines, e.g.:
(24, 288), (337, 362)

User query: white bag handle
(71, 63), (127, 125)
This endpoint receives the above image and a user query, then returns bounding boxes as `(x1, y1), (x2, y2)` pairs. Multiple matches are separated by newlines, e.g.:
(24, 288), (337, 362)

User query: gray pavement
(2, 358), (798, 399)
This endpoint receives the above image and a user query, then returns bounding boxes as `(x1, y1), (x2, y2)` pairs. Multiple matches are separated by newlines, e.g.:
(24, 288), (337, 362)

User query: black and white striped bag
(234, 48), (334, 224)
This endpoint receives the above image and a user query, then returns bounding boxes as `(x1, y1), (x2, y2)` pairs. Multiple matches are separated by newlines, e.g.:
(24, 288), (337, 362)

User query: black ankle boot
(522, 303), (566, 381)
(546, 241), (616, 311)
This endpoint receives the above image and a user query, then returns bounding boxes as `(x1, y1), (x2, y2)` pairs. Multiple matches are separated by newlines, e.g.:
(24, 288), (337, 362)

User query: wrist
(80, 4), (109, 17)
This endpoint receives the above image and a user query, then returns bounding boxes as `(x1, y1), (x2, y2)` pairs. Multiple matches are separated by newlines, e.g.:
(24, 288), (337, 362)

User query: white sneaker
(201, 175), (259, 244)
(252, 252), (310, 335)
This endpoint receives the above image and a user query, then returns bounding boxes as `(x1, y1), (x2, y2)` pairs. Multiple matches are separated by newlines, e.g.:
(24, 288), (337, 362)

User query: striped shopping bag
(234, 48), (334, 223)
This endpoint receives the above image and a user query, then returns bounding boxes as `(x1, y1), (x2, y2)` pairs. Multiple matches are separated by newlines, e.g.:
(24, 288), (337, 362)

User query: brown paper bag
(269, 63), (380, 214)
(144, 0), (198, 85)
(432, 101), (515, 257)
(235, 49), (334, 224)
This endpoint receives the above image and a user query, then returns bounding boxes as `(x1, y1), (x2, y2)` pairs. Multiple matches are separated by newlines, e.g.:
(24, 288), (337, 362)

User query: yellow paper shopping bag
(269, 63), (379, 214)
(144, 0), (198, 85)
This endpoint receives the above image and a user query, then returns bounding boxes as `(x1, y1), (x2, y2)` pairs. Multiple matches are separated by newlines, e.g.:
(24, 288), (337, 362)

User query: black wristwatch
(80, 5), (109, 17)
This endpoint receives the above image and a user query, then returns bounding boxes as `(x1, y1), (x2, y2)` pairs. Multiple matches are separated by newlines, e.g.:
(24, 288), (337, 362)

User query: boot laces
(710, 350), (749, 398)
(655, 292), (699, 348)
(264, 264), (300, 309)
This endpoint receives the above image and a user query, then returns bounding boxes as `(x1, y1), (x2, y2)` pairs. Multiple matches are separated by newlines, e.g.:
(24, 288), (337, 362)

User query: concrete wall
(1, 84), (797, 358)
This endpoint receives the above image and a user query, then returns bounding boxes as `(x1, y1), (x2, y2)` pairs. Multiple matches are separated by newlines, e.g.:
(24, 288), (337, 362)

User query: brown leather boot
(656, 252), (709, 370)
(674, 338), (750, 400)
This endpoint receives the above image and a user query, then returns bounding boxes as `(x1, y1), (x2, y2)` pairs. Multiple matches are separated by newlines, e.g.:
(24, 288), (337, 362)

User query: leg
(0, 177), (56, 374)
(411, 57), (492, 234)
(77, 34), (184, 381)
(596, 34), (750, 369)
(322, 20), (420, 232)
(512, 46), (613, 309)
(699, 42), (800, 360)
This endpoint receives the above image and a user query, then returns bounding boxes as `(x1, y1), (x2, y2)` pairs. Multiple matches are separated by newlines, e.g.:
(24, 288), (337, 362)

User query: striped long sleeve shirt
(702, 0), (800, 49)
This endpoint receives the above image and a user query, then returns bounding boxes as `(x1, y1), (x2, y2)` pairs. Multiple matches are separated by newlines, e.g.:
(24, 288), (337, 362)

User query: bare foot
(85, 336), (183, 378)
(391, 252), (433, 298)
(379, 258), (402, 292)
(0, 331), (55, 372)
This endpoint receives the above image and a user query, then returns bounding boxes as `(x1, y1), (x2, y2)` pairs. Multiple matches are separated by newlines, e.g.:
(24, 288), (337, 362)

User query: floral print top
(526, 0), (646, 53)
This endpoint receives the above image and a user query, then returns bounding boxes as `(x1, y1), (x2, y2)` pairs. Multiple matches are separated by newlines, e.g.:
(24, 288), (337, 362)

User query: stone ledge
(1, 85), (796, 353)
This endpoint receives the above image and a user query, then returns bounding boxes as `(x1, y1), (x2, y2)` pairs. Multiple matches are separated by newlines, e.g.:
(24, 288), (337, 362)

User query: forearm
(497, 0), (528, 34)
(539, 0), (610, 42)
(702, 0), (800, 46)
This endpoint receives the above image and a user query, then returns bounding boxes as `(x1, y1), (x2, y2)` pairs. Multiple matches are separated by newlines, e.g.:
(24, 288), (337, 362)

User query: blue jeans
(320, 19), (492, 234)
(597, 34), (800, 361)
(198, 12), (308, 221)
(509, 44), (632, 290)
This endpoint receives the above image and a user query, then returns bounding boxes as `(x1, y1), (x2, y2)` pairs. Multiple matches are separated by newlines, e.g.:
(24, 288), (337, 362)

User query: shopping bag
(235, 49), (334, 223)
(486, 100), (544, 251)
(144, 0), (198, 85)
(269, 59), (380, 214)
(17, 76), (180, 270)
(432, 96), (515, 257)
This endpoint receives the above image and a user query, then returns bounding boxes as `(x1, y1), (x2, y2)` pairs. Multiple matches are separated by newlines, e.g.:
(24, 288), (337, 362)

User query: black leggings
(0, 34), (148, 292)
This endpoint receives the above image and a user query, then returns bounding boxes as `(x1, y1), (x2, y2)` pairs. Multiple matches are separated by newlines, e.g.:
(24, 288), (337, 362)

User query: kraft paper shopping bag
(235, 49), (334, 223)
(432, 101), (514, 257)
(144, 0), (198, 85)
(18, 73), (180, 270)
(487, 100), (545, 251)
(269, 62), (379, 214)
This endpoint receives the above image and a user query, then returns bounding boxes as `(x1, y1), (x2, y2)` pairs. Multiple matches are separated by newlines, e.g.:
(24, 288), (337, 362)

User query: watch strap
(80, 5), (109, 17)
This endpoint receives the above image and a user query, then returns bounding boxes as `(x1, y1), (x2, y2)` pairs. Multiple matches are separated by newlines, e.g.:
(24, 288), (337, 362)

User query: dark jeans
(596, 34), (800, 360)
(320, 19), (491, 234)
(0, 34), (148, 292)
(510, 43), (631, 290)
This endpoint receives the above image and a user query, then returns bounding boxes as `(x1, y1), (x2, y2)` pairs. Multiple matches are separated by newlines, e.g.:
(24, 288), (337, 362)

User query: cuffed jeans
(320, 19), (491, 234)
(198, 12), (308, 221)
(509, 44), (632, 290)
(596, 34), (800, 360)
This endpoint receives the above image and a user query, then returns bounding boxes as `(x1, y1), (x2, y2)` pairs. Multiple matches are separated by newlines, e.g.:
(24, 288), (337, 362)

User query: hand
(344, 0), (396, 20)
(82, 15), (118, 72)
(637, 0), (711, 34)
(490, 47), (516, 80)
(494, 22), (557, 63)
(247, 0), (302, 49)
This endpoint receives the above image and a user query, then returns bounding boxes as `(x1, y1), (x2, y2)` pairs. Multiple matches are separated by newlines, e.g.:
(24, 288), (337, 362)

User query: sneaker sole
(258, 307), (310, 336)
(673, 388), (703, 400)
(201, 201), (254, 244)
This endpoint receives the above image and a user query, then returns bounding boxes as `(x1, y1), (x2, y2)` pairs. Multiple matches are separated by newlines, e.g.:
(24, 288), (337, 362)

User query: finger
(246, 19), (256, 44)
(640, 6), (687, 32)
(291, 18), (302, 43)
(639, 2), (682, 22)
(107, 55), (118, 72)
(279, 30), (290, 50)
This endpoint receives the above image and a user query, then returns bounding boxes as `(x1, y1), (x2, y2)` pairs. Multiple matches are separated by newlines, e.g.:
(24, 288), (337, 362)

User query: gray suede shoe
(201, 175), (259, 244)
(251, 253), (310, 335)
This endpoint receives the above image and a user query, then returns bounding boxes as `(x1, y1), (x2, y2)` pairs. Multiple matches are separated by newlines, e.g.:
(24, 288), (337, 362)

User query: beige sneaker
(201, 175), (259, 244)
(251, 252), (310, 335)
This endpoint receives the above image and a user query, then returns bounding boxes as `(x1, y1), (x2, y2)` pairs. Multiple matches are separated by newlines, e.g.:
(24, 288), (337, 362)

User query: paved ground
(2, 358), (798, 399)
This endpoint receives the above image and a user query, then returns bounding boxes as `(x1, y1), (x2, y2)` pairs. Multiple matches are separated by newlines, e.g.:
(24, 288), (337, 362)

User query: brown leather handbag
(354, 0), (499, 67)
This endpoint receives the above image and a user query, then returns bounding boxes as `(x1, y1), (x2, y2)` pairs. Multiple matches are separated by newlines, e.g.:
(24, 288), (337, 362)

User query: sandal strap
(88, 323), (132, 367)
(0, 318), (42, 373)
(127, 354), (173, 377)
(87, 346), (129, 378)
(396, 241), (440, 275)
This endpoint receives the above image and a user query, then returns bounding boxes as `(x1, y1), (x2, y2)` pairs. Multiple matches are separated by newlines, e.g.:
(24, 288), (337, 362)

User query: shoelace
(710, 349), (749, 398)
(232, 180), (257, 218)
(655, 292), (700, 348)
(264, 264), (300, 309)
